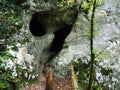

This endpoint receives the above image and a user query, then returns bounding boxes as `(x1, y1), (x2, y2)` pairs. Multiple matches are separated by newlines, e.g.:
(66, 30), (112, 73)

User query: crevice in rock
(29, 10), (78, 71)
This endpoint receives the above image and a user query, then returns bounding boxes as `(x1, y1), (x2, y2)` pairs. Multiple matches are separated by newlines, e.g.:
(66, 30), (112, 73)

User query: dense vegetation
(0, 0), (29, 89)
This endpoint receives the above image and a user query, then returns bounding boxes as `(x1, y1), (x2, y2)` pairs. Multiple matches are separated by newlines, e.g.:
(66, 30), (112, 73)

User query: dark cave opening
(50, 25), (72, 53)
(29, 11), (76, 65)
(29, 12), (73, 54)
(29, 12), (46, 37)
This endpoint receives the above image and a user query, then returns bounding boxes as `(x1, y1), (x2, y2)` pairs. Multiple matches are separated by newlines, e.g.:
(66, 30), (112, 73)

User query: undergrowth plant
(0, 0), (29, 89)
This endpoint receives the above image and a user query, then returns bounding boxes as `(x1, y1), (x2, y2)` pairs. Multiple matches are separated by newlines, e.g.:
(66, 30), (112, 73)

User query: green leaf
(96, 0), (105, 6)
(93, 49), (111, 61)
(0, 82), (5, 89)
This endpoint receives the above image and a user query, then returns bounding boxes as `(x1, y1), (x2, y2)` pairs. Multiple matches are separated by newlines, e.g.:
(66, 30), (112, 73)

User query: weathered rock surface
(19, 0), (120, 89)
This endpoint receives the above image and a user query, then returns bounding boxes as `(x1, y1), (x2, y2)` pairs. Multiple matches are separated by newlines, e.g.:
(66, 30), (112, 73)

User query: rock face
(21, 0), (120, 89)
(52, 0), (120, 89)
(29, 8), (78, 67)
(27, 0), (79, 73)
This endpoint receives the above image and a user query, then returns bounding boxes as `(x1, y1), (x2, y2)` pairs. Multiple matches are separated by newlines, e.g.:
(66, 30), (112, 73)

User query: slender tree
(88, 0), (97, 90)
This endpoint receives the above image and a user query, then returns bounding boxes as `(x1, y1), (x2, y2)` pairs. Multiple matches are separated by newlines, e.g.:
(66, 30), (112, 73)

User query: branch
(95, 45), (109, 58)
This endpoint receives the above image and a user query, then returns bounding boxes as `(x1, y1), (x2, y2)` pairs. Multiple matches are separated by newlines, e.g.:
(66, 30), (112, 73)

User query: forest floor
(22, 72), (74, 90)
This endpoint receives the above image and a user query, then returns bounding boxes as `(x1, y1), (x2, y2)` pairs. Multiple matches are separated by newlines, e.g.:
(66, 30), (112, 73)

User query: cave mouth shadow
(43, 25), (72, 67)
(29, 11), (77, 68)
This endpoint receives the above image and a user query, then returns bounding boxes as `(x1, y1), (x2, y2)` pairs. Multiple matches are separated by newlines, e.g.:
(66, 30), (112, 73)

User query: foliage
(0, 12), (23, 39)
(80, 0), (106, 89)
(72, 59), (90, 89)
(0, 49), (33, 90)
(71, 0), (115, 90)
(58, 0), (77, 9)
(0, 0), (22, 50)
(93, 49), (111, 60)
(0, 0), (24, 50)
(0, 53), (19, 89)
(0, 0), (28, 89)
(72, 55), (114, 90)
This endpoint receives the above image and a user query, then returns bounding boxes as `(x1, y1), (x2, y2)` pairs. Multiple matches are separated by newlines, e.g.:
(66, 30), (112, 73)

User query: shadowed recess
(29, 10), (78, 64)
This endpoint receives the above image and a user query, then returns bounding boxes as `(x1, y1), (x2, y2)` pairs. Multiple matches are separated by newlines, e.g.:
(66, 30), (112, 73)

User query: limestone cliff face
(25, 0), (79, 73)
(20, 0), (120, 89)
(53, 0), (120, 89)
